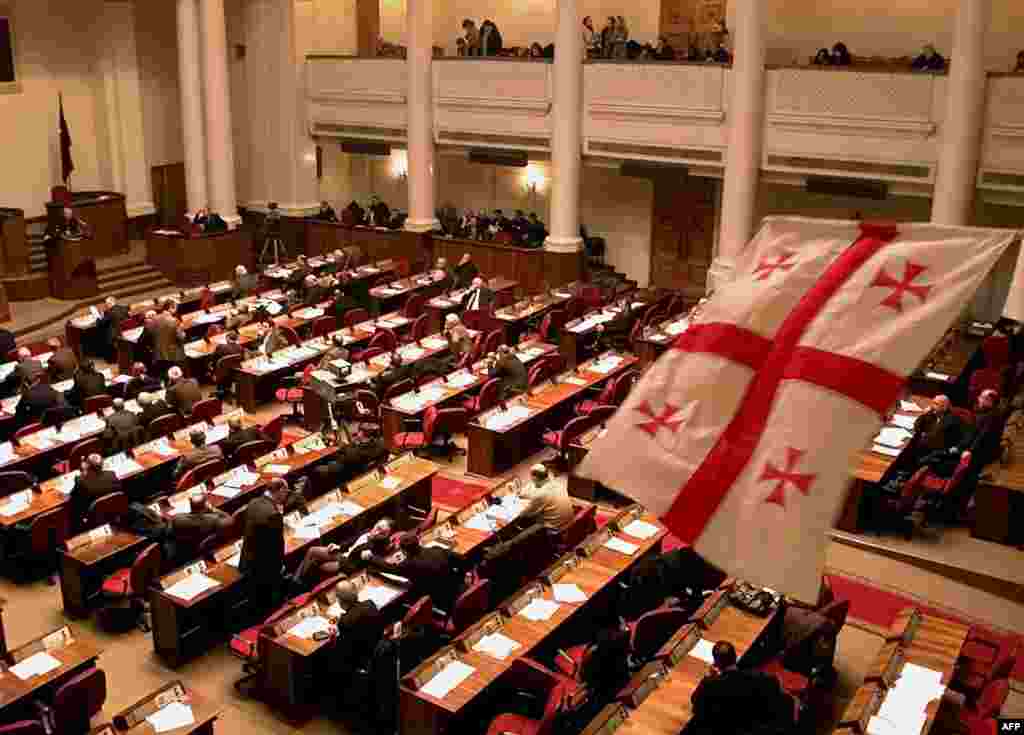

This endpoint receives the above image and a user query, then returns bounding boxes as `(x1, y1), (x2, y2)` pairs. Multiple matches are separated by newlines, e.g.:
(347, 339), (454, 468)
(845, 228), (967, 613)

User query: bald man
(327, 579), (384, 677)
(166, 366), (202, 416)
(70, 454), (121, 531)
(911, 394), (967, 478)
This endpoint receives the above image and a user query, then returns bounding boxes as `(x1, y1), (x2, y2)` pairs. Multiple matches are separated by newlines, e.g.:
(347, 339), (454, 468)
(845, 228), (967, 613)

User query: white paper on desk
(0, 442), (15, 465)
(358, 585), (400, 608)
(0, 364), (15, 382)
(622, 519), (659, 539)
(448, 372), (477, 388)
(872, 444), (903, 458)
(490, 495), (527, 521)
(588, 357), (623, 375)
(379, 477), (401, 490)
(925, 371), (952, 381)
(563, 376), (587, 386)
(402, 347), (426, 361)
(0, 497), (31, 517)
(52, 379), (73, 393)
(376, 288), (398, 296)
(164, 573), (220, 601)
(689, 638), (716, 665)
(335, 500), (365, 516)
(519, 598), (560, 622)
(899, 400), (923, 412)
(265, 464), (291, 475)
(421, 337), (447, 350)
(106, 458), (144, 479)
(473, 632), (522, 660)
(421, 660), (476, 700)
(290, 523), (321, 540)
(166, 499), (190, 517)
(463, 513), (496, 532)
(212, 484), (242, 499)
(10, 652), (62, 680)
(379, 572), (410, 585)
(875, 427), (912, 449)
(226, 469), (260, 488)
(54, 470), (80, 495)
(552, 583), (587, 604)
(153, 440), (179, 458)
(890, 414), (917, 430)
(604, 537), (639, 555)
(146, 702), (196, 734)
(224, 553), (241, 568)
(205, 424), (229, 444)
(288, 615), (333, 639)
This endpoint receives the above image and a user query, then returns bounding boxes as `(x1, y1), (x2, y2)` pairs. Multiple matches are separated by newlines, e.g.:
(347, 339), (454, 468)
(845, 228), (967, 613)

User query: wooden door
(151, 163), (187, 227)
(649, 176), (717, 296)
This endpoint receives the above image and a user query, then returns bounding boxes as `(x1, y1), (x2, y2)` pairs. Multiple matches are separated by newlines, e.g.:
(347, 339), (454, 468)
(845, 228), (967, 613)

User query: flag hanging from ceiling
(579, 217), (1016, 603)
(58, 93), (74, 185)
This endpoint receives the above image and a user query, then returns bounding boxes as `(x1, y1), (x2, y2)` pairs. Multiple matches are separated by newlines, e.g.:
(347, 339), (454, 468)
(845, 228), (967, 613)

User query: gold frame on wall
(0, 4), (22, 95)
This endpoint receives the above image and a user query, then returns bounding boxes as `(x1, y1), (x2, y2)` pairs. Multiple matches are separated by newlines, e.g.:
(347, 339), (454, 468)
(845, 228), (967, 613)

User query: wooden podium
(46, 235), (99, 300)
(46, 191), (128, 257)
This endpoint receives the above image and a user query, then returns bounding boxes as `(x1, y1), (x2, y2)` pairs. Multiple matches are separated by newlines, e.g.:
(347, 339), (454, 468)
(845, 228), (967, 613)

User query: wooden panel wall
(660, 0), (728, 49)
(357, 0), (380, 57)
(0, 208), (28, 276)
(649, 176), (717, 297)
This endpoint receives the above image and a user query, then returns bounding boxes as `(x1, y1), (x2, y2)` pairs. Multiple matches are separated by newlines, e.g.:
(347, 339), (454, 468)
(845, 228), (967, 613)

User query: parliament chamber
(1, 0), (1024, 734)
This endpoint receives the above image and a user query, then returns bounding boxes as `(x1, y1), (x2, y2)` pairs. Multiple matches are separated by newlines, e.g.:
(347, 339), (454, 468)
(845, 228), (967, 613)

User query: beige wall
(134, 0), (183, 168)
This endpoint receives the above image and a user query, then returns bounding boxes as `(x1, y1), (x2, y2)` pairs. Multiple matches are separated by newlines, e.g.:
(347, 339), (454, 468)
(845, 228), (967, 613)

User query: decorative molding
(767, 112), (936, 139)
(543, 236), (583, 254)
(310, 90), (406, 105)
(589, 102), (723, 125)
(990, 124), (1024, 140)
(586, 137), (724, 166)
(437, 95), (550, 115)
(404, 218), (438, 233)
(436, 128), (550, 151)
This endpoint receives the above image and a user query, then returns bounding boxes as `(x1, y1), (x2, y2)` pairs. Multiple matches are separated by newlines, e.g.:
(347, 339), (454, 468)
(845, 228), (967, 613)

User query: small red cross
(634, 401), (688, 438)
(753, 251), (798, 281)
(870, 261), (931, 312)
(761, 447), (816, 508)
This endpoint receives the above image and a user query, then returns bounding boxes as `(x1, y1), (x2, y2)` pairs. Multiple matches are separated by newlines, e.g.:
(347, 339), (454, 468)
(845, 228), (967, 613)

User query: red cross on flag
(579, 217), (1016, 603)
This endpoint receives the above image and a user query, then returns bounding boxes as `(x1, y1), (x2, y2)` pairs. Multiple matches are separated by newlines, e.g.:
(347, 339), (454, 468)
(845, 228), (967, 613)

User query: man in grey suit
(102, 397), (143, 453)
(152, 303), (185, 372)
(165, 366), (203, 416)
(174, 429), (223, 480)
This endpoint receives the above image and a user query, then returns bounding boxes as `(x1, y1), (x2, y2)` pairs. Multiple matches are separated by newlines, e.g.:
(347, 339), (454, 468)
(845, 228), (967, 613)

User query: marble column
(199, 0), (239, 225)
(544, 0), (584, 254)
(404, 0), (437, 232)
(932, 0), (990, 225)
(710, 0), (767, 291)
(100, 0), (156, 218)
(176, 0), (208, 214)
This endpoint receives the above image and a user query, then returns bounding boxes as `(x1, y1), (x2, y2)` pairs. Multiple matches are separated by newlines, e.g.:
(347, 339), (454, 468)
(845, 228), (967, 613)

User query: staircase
(96, 260), (174, 302)
(588, 260), (638, 292)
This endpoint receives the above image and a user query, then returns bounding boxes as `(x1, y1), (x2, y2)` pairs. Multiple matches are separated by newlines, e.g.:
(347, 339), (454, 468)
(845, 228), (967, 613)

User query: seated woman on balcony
(831, 42), (852, 66)
(1015, 50), (1024, 72)
(912, 44), (946, 72)
(479, 20), (503, 57)
(461, 19), (480, 56)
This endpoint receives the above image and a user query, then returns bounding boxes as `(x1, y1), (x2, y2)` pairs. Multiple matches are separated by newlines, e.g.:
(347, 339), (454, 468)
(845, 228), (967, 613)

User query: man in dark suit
(909, 394), (966, 478)
(123, 363), (161, 401)
(367, 196), (390, 228)
(370, 352), (416, 397)
(304, 275), (332, 306)
(525, 213), (547, 247)
(689, 640), (798, 735)
(239, 479), (292, 611)
(461, 277), (495, 312)
(138, 391), (173, 429)
(165, 367), (203, 416)
(363, 532), (463, 611)
(69, 454), (121, 531)
(219, 416), (267, 461)
(14, 374), (67, 427)
(13, 348), (43, 388)
(163, 492), (232, 563)
(294, 516), (395, 584)
(453, 253), (480, 289)
(596, 301), (637, 352)
(315, 201), (338, 222)
(47, 338), (78, 382)
(135, 310), (158, 369)
(213, 332), (244, 361)
(327, 579), (384, 675)
(94, 296), (129, 361)
(102, 397), (143, 453)
(65, 360), (106, 409)
(487, 344), (527, 399)
(174, 429), (224, 480)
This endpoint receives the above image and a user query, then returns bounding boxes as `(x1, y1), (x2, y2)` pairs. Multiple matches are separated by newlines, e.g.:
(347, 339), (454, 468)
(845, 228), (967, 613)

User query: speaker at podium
(45, 234), (99, 300)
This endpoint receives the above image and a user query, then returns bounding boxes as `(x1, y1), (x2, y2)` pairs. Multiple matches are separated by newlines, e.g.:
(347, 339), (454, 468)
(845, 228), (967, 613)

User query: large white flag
(579, 218), (1017, 602)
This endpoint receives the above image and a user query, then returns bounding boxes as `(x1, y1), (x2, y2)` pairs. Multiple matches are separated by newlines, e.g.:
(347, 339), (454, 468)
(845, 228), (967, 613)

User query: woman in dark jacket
(479, 20), (502, 56)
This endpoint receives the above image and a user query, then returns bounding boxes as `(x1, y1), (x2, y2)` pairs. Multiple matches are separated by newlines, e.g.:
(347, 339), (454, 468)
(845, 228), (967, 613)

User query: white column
(404, 0), (437, 232)
(710, 0), (767, 291)
(176, 0), (208, 214)
(243, 0), (319, 216)
(100, 1), (156, 218)
(200, 0), (240, 225)
(544, 0), (584, 253)
(932, 0), (990, 225)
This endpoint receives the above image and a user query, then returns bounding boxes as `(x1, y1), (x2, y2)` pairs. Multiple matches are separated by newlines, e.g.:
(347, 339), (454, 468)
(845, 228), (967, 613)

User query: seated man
(431, 257), (455, 288)
(294, 517), (395, 584)
(165, 366), (202, 416)
(371, 351), (416, 397)
(13, 347), (43, 388)
(102, 397), (143, 453)
(165, 492), (232, 563)
(174, 429), (223, 480)
(909, 394), (966, 479)
(689, 640), (798, 735)
(516, 464), (574, 534)
(66, 359), (106, 409)
(70, 454), (121, 531)
(258, 320), (291, 355)
(224, 306), (253, 333)
(326, 579), (383, 677)
(123, 363), (161, 400)
(48, 337), (78, 382)
(362, 531), (463, 611)
(14, 373), (67, 427)
(596, 301), (637, 352)
(305, 275), (332, 306)
(487, 344), (527, 399)
(309, 437), (390, 492)
(213, 331), (244, 361)
(461, 277), (494, 312)
(443, 314), (474, 359)
(138, 391), (174, 429)
(219, 416), (267, 461)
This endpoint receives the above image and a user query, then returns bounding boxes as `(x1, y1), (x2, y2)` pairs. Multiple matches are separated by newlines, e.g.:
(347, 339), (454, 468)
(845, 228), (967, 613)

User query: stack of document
(421, 660), (476, 699)
(289, 518), (322, 540)
(10, 651), (62, 680)
(379, 476), (401, 490)
(604, 537), (639, 555)
(689, 638), (716, 664)
(264, 464), (292, 475)
(358, 585), (401, 607)
(164, 573), (220, 601)
(103, 455), (144, 479)
(890, 414), (917, 430)
(448, 372), (477, 388)
(485, 405), (532, 430)
(473, 632), (522, 660)
(622, 519), (660, 539)
(866, 663), (945, 735)
(552, 584), (587, 604)
(205, 424), (229, 444)
(422, 336), (447, 350)
(401, 346), (426, 361)
(519, 598), (560, 622)
(146, 702), (196, 734)
(874, 426), (913, 449)
(463, 513), (498, 532)
(0, 441), (15, 466)
(588, 355), (624, 374)
(288, 615), (333, 639)
(489, 495), (527, 522)
(0, 492), (32, 517)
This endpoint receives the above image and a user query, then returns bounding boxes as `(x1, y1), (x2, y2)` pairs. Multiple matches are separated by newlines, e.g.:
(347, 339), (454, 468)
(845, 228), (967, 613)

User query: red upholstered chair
(564, 298), (586, 322)
(236, 439), (276, 466)
(432, 579), (490, 638)
(628, 607), (691, 662)
(353, 330), (397, 362)
(147, 413), (183, 440)
(406, 314), (430, 344)
(356, 347), (386, 364)
(542, 408), (613, 468)
(553, 644), (593, 681)
(968, 369), (1004, 407)
(954, 631), (1020, 703)
(98, 543), (161, 631)
(86, 492), (129, 528)
(205, 325), (224, 341)
(463, 378), (501, 415)
(83, 394), (113, 414)
(262, 415), (286, 446)
(483, 659), (575, 735)
(274, 365), (313, 424)
(190, 397), (222, 423)
(0, 472), (35, 497)
(230, 599), (299, 695)
(312, 316), (337, 339)
(0, 723), (45, 735)
(199, 288), (216, 311)
(11, 505), (71, 582)
(176, 458), (227, 491)
(13, 422), (42, 440)
(580, 286), (605, 310)
(982, 335), (1010, 369)
(959, 678), (1010, 734)
(481, 329), (504, 356)
(401, 595), (434, 631)
(392, 405), (468, 460)
(462, 309), (488, 332)
(54, 435), (104, 478)
(758, 658), (811, 700)
(520, 309), (567, 345)
(213, 353), (243, 401)
(36, 666), (106, 735)
(555, 505), (597, 555)
(403, 293), (427, 319)
(343, 307), (370, 329)
(902, 452), (974, 524)
(279, 325), (301, 347)
(576, 369), (636, 415)
(394, 258), (411, 278)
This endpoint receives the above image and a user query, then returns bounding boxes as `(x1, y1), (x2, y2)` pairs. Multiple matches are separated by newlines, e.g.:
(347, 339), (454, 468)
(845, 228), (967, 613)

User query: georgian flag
(579, 217), (1017, 603)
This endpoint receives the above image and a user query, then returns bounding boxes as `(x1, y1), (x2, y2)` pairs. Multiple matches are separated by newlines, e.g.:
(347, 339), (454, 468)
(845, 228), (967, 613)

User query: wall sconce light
(390, 149), (408, 179)
(523, 163), (546, 194)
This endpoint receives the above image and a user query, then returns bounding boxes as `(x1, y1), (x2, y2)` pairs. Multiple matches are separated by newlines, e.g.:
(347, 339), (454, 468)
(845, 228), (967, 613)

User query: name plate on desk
(254, 447), (289, 467)
(420, 522), (455, 548)
(502, 583), (545, 618)
(542, 553), (581, 585)
(577, 528), (613, 558)
(608, 504), (645, 533)
(212, 539), (244, 565)
(116, 681), (188, 730)
(491, 477), (522, 498)
(622, 662), (666, 708)
(839, 682), (884, 733)
(580, 703), (629, 735)
(457, 612), (506, 653)
(406, 646), (460, 691)
(346, 470), (380, 494)
(658, 623), (701, 667)
(692, 588), (730, 629)
(866, 641), (905, 688)
(455, 500), (489, 526)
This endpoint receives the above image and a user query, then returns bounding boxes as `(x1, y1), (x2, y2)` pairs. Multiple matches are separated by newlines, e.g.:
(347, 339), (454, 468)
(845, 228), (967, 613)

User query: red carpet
(432, 475), (491, 511)
(825, 572), (1024, 681)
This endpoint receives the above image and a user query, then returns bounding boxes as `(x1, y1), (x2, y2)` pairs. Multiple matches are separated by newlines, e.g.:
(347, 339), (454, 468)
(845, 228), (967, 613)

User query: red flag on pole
(58, 94), (74, 185)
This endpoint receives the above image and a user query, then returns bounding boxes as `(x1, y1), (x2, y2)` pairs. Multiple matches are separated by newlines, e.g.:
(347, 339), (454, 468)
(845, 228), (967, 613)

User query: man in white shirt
(461, 277), (495, 312)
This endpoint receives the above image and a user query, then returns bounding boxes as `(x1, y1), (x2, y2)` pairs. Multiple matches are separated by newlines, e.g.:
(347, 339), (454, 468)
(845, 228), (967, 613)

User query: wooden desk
(908, 324), (987, 403)
(370, 271), (447, 313)
(0, 207), (28, 276)
(46, 235), (99, 300)
(493, 292), (573, 343)
(973, 416), (1024, 546)
(424, 277), (518, 334)
(59, 527), (147, 618)
(147, 228), (254, 287)
(261, 570), (409, 714)
(150, 455), (438, 667)
(47, 191), (127, 257)
(113, 680), (220, 735)
(0, 410), (109, 481)
(400, 514), (667, 735)
(560, 300), (649, 367)
(380, 341), (557, 446)
(302, 220), (422, 265)
(835, 609), (968, 735)
(264, 255), (396, 285)
(635, 315), (691, 367)
(467, 352), (639, 476)
(567, 425), (604, 500)
(432, 238), (547, 295)
(0, 626), (101, 718)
